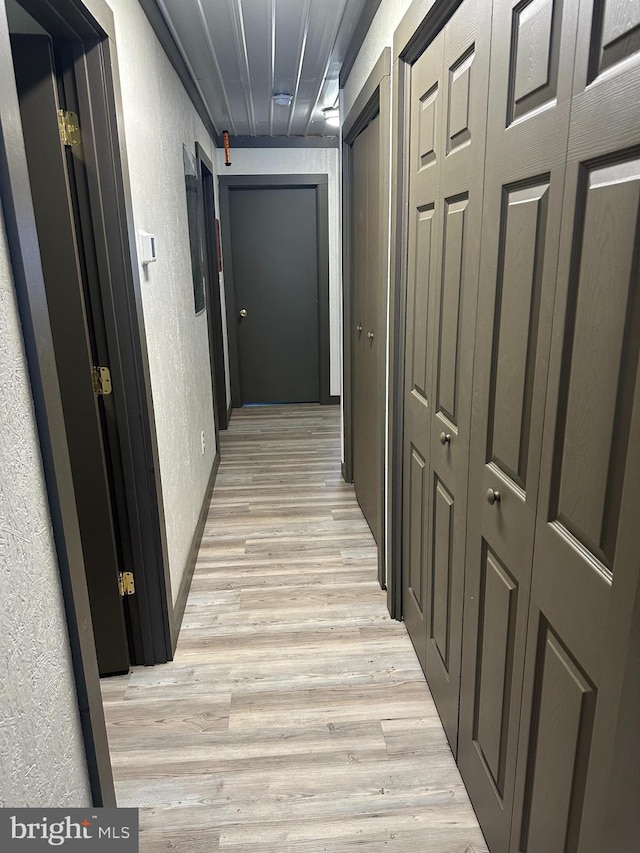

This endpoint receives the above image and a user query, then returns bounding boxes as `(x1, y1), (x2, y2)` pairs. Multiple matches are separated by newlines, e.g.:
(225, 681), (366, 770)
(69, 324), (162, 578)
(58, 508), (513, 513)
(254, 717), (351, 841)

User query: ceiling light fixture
(272, 93), (293, 107)
(322, 106), (340, 128)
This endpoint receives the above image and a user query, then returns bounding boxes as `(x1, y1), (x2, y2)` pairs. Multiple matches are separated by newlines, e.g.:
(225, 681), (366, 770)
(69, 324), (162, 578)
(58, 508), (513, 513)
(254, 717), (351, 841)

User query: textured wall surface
(108, 0), (220, 604)
(0, 206), (91, 807)
(217, 147), (342, 398)
(343, 0), (414, 117)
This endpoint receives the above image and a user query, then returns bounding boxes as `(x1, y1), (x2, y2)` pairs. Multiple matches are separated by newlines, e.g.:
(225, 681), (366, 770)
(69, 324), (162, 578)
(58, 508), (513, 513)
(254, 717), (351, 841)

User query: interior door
(228, 186), (320, 404)
(422, 0), (491, 753)
(401, 0), (491, 753)
(11, 34), (130, 676)
(351, 112), (383, 546)
(199, 152), (227, 432)
(401, 28), (444, 672)
(457, 0), (581, 848)
(509, 3), (640, 850)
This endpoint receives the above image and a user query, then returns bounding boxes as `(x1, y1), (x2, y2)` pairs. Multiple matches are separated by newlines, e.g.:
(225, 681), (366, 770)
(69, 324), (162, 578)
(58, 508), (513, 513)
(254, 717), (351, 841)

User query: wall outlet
(200, 430), (206, 455)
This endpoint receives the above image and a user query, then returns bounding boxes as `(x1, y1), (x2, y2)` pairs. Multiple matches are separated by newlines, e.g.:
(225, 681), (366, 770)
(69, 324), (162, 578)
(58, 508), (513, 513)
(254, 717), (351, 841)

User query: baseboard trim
(171, 453), (220, 652)
(227, 401), (233, 423)
(327, 395), (340, 405)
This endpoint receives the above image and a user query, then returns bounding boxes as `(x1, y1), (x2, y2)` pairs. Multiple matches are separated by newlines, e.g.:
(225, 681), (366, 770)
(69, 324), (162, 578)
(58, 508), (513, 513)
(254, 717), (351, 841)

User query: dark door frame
(218, 174), (332, 407)
(387, 0), (464, 619)
(0, 0), (175, 803)
(342, 47), (391, 592)
(196, 142), (227, 433)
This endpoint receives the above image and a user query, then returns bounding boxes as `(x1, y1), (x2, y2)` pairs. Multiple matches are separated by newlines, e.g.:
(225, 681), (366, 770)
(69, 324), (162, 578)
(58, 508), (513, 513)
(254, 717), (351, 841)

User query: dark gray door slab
(228, 186), (320, 404)
(11, 33), (129, 676)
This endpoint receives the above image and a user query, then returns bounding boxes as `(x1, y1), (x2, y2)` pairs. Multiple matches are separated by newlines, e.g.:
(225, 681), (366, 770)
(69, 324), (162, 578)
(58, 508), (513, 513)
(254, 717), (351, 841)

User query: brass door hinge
(118, 571), (135, 597)
(57, 109), (81, 146)
(91, 366), (112, 396)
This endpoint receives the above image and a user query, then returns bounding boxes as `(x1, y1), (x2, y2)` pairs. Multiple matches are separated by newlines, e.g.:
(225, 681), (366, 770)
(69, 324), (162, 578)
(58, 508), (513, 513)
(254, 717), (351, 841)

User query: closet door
(402, 29), (444, 677)
(402, 0), (491, 752)
(352, 114), (384, 545)
(510, 3), (640, 850)
(457, 0), (580, 849)
(423, 0), (491, 752)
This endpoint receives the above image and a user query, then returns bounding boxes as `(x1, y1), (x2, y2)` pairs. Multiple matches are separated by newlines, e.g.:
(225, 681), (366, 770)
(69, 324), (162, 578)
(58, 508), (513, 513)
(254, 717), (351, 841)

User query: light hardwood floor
(101, 405), (488, 852)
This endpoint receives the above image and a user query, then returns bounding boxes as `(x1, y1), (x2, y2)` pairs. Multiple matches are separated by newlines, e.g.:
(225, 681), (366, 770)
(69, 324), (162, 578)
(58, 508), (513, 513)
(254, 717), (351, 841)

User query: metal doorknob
(439, 432), (451, 446)
(356, 324), (363, 334)
(367, 331), (374, 340)
(486, 488), (501, 505)
(239, 308), (248, 318)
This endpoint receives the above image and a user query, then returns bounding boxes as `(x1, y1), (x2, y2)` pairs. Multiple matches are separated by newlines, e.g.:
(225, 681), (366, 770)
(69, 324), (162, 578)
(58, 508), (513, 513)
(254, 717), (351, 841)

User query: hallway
(101, 405), (487, 852)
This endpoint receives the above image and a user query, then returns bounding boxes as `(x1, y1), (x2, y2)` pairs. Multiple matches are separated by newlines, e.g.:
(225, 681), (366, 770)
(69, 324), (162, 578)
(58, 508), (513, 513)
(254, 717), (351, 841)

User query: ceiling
(156, 0), (369, 138)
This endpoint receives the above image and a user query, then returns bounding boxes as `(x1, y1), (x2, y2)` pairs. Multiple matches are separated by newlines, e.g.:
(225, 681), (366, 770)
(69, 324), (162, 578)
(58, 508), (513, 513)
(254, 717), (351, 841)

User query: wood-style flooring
(101, 405), (488, 852)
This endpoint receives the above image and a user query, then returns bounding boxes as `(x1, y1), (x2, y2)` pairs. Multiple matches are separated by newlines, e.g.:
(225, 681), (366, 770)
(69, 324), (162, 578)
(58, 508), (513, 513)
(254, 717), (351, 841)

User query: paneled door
(352, 112), (384, 546)
(402, 27), (444, 680)
(509, 3), (640, 850)
(457, 0), (581, 848)
(402, 0), (491, 753)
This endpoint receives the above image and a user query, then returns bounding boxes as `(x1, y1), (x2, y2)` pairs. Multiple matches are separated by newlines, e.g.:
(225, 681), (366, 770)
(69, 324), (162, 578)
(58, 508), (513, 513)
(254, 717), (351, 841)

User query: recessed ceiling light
(273, 93), (293, 107)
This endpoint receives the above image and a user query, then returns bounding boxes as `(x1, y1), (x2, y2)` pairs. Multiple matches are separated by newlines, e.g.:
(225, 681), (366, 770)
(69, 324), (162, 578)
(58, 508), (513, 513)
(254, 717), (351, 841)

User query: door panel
(424, 0), (492, 752)
(229, 187), (320, 403)
(351, 113), (384, 546)
(510, 1), (640, 847)
(11, 34), (130, 675)
(402, 30), (443, 670)
(402, 0), (492, 750)
(457, 0), (580, 847)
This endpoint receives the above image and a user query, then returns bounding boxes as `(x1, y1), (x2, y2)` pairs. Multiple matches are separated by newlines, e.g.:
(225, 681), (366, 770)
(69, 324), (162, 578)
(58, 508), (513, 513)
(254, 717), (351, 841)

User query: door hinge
(118, 571), (135, 597)
(91, 366), (112, 396)
(57, 109), (81, 147)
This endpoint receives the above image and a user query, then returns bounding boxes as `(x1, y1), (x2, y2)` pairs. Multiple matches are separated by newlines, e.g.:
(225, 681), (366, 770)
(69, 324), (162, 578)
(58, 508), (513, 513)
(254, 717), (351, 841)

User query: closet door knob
(486, 488), (501, 505)
(367, 331), (374, 340)
(356, 324), (363, 334)
(439, 432), (451, 446)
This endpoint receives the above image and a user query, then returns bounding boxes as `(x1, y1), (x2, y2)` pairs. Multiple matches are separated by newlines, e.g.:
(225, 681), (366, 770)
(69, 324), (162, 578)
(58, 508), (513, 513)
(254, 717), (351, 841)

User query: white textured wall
(0, 205), (91, 807)
(217, 147), (342, 398)
(107, 0), (219, 603)
(343, 0), (414, 118)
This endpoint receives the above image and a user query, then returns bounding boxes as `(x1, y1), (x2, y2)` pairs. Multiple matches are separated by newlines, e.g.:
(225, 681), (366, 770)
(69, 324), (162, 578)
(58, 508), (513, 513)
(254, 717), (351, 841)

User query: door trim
(218, 174), (331, 407)
(388, 0), (471, 619)
(0, 0), (174, 803)
(342, 48), (391, 592)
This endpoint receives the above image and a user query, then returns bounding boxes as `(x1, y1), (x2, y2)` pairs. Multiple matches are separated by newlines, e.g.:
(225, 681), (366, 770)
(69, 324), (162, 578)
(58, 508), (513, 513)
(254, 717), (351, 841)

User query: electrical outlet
(200, 430), (206, 455)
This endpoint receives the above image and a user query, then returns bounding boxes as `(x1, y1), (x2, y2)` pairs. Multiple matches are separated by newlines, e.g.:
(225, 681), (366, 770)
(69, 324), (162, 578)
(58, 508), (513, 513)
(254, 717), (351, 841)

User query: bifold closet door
(401, 0), (491, 753)
(509, 3), (640, 851)
(352, 113), (384, 546)
(457, 0), (581, 849)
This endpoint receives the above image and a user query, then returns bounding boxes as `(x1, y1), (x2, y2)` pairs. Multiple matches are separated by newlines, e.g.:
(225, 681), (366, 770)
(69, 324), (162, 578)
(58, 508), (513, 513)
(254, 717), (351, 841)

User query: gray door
(351, 112), (384, 545)
(11, 34), (130, 675)
(455, 0), (640, 850)
(228, 187), (320, 404)
(401, 0), (491, 753)
(457, 0), (580, 848)
(510, 3), (640, 850)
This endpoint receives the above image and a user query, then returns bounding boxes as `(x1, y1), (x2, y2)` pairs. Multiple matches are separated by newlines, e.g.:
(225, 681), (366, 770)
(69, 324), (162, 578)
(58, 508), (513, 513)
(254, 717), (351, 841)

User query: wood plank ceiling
(157, 0), (368, 138)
